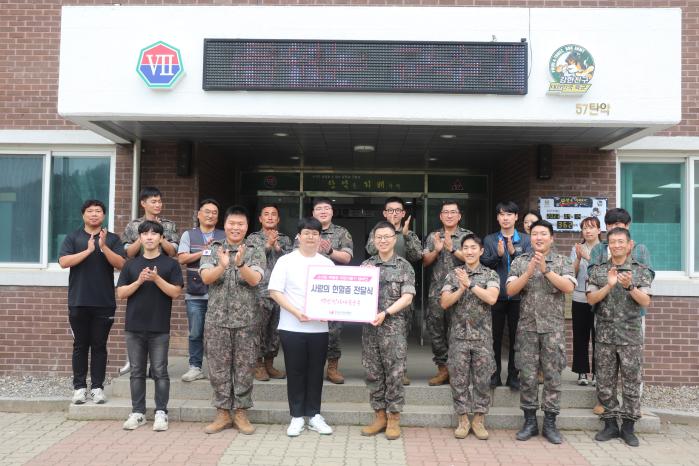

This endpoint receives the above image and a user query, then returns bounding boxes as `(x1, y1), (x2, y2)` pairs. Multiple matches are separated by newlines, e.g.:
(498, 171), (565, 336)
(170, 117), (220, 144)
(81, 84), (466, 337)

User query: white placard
(305, 265), (379, 323)
(539, 197), (608, 232)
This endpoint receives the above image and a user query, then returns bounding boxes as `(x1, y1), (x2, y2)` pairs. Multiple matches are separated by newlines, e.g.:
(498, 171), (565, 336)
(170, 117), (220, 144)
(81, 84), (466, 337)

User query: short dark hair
(604, 208), (632, 226)
(198, 198), (220, 211)
(138, 220), (164, 235)
(139, 186), (162, 202)
(530, 219), (554, 236)
(312, 197), (333, 210)
(524, 209), (540, 220)
(441, 200), (460, 212)
(373, 221), (395, 233)
(297, 217), (322, 234)
(81, 199), (105, 214)
(224, 205), (249, 222)
(607, 226), (631, 241)
(461, 233), (483, 248)
(384, 197), (405, 210)
(258, 203), (280, 215)
(496, 201), (519, 215)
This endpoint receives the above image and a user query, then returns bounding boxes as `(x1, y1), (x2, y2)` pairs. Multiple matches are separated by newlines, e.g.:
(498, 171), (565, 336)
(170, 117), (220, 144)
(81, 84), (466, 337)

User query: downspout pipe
(131, 139), (141, 219)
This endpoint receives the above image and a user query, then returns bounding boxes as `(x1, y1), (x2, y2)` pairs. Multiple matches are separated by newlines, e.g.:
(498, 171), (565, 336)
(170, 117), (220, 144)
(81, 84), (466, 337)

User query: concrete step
(107, 376), (597, 408)
(67, 397), (661, 433)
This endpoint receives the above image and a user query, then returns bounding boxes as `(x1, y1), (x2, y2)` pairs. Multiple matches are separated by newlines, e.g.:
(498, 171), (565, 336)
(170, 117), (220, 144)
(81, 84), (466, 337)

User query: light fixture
(440, 134), (456, 139)
(273, 132), (289, 137)
(632, 194), (661, 199)
(428, 157), (438, 162)
(353, 145), (375, 153)
(658, 183), (681, 189)
(290, 156), (300, 160)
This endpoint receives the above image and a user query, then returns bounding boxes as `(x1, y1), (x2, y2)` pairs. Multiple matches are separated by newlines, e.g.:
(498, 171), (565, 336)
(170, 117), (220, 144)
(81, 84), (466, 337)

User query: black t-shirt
(117, 254), (183, 333)
(59, 228), (125, 309)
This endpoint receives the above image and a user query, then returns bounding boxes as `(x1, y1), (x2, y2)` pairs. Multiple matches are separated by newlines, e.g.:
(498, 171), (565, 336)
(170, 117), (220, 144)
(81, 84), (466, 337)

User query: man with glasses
(309, 197), (353, 384)
(246, 203), (293, 381)
(366, 197), (422, 385)
(177, 199), (225, 382)
(422, 201), (472, 385)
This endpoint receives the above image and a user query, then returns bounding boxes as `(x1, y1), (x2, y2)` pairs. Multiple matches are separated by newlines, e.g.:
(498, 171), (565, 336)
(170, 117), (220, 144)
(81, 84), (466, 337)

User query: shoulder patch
(202, 250), (212, 256)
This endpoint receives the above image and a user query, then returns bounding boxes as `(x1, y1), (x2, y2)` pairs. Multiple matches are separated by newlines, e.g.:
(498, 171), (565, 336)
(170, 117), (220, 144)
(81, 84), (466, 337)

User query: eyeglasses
(313, 206), (332, 212)
(384, 208), (404, 214)
(375, 234), (396, 241)
(440, 210), (459, 216)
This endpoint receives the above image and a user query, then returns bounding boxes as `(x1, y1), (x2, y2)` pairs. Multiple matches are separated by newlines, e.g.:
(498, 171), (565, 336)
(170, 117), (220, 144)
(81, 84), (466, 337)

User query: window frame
(0, 148), (116, 269)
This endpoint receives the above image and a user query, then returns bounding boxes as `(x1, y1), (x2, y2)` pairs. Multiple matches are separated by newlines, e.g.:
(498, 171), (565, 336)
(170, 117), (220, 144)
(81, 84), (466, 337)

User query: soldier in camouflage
(199, 206), (266, 436)
(246, 203), (293, 382)
(122, 187), (179, 259)
(587, 227), (653, 447)
(506, 220), (576, 444)
(360, 221), (415, 441)
(366, 196), (422, 385)
(422, 200), (472, 385)
(308, 197), (353, 384)
(440, 234), (500, 440)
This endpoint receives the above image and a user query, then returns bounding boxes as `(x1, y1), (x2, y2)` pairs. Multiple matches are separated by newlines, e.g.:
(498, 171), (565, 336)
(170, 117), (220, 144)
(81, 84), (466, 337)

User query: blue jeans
(186, 299), (208, 368)
(125, 331), (170, 414)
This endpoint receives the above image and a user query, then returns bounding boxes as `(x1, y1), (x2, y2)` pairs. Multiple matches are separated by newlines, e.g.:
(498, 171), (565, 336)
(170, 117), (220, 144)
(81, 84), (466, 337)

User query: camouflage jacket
(361, 254), (416, 335)
(423, 226), (473, 297)
(121, 216), (180, 249)
(294, 223), (353, 264)
(365, 225), (422, 263)
(441, 263), (500, 341)
(199, 238), (266, 328)
(588, 241), (654, 278)
(587, 257), (653, 345)
(246, 229), (293, 298)
(508, 251), (576, 334)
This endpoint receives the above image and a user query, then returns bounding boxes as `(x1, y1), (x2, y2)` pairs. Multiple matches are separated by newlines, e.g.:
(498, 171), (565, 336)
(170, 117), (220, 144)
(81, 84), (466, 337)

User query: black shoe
(620, 419), (639, 447)
(516, 409), (539, 441)
(490, 373), (502, 388)
(542, 412), (562, 444)
(506, 374), (520, 391)
(595, 418), (620, 442)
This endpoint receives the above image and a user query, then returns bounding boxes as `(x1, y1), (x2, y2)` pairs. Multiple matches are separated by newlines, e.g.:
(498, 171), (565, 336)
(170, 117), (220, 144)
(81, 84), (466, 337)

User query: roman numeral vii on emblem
(137, 41), (184, 89)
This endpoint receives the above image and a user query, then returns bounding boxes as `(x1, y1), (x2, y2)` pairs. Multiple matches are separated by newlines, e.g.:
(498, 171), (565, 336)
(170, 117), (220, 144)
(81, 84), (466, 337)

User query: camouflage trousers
(361, 326), (407, 413)
(448, 338), (495, 415)
(427, 297), (452, 366)
(515, 330), (566, 414)
(327, 320), (342, 360)
(204, 322), (257, 410)
(257, 297), (281, 360)
(595, 343), (642, 421)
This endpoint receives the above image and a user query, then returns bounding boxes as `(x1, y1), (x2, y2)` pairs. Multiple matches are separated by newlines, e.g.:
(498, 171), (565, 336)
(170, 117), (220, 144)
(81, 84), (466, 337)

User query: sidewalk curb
(648, 407), (699, 426)
(0, 397), (69, 413)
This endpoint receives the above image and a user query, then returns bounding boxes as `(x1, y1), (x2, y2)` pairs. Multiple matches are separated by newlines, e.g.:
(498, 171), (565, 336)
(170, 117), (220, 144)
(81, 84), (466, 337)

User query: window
(0, 152), (112, 267)
(620, 162), (685, 272)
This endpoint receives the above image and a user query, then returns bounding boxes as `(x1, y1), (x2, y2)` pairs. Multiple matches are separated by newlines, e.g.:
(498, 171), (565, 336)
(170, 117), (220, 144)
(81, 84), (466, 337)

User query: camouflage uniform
(200, 239), (266, 410)
(587, 257), (653, 421)
(122, 216), (179, 252)
(507, 251), (576, 414)
(360, 254), (416, 413)
(423, 227), (472, 365)
(441, 264), (500, 415)
(246, 229), (293, 360)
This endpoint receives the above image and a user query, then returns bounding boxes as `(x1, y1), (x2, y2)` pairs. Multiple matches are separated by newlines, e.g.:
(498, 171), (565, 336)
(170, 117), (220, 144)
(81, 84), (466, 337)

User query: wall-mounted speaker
(176, 141), (193, 177)
(537, 144), (552, 180)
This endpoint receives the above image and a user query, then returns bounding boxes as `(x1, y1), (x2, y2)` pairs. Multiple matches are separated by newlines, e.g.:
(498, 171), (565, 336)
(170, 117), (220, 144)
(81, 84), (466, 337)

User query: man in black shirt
(59, 199), (125, 405)
(117, 221), (183, 431)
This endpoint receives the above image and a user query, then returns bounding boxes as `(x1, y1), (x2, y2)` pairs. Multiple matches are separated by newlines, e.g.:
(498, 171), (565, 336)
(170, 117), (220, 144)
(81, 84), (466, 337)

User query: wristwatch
(625, 284), (635, 291)
(468, 282), (476, 290)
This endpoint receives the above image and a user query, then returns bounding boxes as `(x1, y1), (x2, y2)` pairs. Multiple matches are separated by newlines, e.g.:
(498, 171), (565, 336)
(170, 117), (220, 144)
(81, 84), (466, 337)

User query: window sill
(0, 267), (119, 287)
(651, 276), (699, 297)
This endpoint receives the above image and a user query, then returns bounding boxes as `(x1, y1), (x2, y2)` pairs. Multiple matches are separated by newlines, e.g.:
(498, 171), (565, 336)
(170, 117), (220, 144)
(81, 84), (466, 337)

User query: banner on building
(539, 197), (607, 232)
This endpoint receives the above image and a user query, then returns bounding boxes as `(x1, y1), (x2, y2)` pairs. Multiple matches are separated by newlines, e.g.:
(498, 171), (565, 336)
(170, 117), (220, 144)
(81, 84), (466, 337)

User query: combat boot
(264, 357), (286, 379)
(542, 412), (562, 444)
(233, 408), (256, 435)
(326, 358), (345, 384)
(454, 414), (470, 439)
(204, 408), (233, 434)
(254, 359), (270, 381)
(428, 365), (449, 386)
(595, 417), (620, 441)
(471, 413), (489, 440)
(516, 409), (539, 441)
(385, 412), (401, 440)
(361, 409), (387, 436)
(620, 419), (639, 447)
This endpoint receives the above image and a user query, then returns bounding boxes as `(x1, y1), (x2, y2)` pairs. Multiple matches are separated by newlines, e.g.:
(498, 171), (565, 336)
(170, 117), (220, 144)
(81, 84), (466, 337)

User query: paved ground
(3, 412), (699, 466)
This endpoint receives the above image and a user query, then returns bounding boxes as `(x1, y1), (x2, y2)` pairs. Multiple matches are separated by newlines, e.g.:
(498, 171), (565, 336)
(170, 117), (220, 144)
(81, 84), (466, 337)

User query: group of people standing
(60, 187), (653, 448)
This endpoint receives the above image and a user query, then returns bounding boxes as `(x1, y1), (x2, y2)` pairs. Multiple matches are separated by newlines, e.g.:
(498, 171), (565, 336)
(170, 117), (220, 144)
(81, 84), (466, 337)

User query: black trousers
(279, 330), (328, 418)
(491, 300), (520, 378)
(69, 306), (114, 390)
(571, 300), (596, 374)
